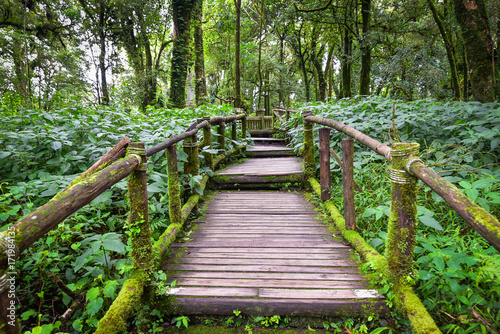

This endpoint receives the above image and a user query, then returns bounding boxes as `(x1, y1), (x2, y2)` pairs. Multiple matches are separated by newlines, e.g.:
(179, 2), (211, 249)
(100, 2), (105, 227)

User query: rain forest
(0, 0), (499, 333)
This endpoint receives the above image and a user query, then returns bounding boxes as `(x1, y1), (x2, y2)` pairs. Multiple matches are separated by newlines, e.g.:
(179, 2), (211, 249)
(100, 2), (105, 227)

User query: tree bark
(310, 27), (327, 101)
(453, 0), (495, 102)
(359, 0), (371, 96)
(234, 0), (242, 108)
(341, 28), (352, 98)
(194, 0), (207, 105)
(427, 0), (460, 100)
(169, 0), (197, 108)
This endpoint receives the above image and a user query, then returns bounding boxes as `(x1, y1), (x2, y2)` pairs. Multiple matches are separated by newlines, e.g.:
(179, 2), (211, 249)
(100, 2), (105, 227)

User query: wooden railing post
(303, 111), (315, 180)
(386, 143), (420, 284)
(256, 109), (265, 130)
(202, 116), (214, 170)
(318, 128), (331, 201)
(183, 134), (200, 197)
(342, 138), (356, 230)
(241, 114), (247, 139)
(217, 121), (226, 154)
(126, 143), (153, 271)
(231, 119), (237, 142)
(166, 144), (182, 226)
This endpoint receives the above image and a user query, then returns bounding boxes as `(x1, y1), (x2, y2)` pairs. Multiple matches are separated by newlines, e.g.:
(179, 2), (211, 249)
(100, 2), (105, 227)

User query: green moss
(302, 120), (315, 181)
(393, 285), (442, 334)
(466, 205), (500, 245)
(95, 271), (147, 334)
(385, 144), (419, 284)
(309, 178), (387, 272)
(167, 145), (182, 226)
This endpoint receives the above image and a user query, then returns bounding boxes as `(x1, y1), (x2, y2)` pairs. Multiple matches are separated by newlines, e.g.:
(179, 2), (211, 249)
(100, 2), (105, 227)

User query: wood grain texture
(160, 138), (383, 317)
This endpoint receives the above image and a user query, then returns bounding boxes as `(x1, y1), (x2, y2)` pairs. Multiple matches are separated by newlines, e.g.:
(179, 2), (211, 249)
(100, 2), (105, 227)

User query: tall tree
(426, 0), (460, 100)
(169, 0), (197, 108)
(453, 0), (495, 102)
(194, 0), (207, 105)
(234, 0), (242, 108)
(359, 0), (371, 96)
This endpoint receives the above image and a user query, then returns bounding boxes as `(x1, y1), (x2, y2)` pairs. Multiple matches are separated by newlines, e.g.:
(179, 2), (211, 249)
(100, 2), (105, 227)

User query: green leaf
(92, 190), (112, 205)
(101, 239), (126, 254)
(40, 189), (59, 197)
(86, 287), (100, 301)
(86, 297), (103, 317)
(419, 215), (443, 230)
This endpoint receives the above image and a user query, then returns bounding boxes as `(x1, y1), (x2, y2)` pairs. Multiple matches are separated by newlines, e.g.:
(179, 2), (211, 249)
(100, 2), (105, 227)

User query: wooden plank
(167, 287), (257, 297)
(171, 241), (349, 248)
(179, 252), (352, 259)
(168, 298), (387, 317)
(168, 272), (367, 281)
(190, 234), (331, 240)
(193, 227), (329, 233)
(171, 247), (350, 254)
(168, 278), (369, 289)
(259, 288), (382, 299)
(177, 258), (357, 267)
(168, 264), (360, 273)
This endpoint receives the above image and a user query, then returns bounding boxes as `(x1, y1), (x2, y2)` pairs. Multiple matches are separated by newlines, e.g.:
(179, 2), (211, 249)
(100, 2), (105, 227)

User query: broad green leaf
(86, 287), (100, 301)
(86, 297), (103, 317)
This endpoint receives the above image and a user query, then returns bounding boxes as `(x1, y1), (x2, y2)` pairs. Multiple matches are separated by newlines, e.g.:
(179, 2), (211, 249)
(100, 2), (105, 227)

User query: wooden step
(246, 144), (296, 157)
(251, 137), (287, 146)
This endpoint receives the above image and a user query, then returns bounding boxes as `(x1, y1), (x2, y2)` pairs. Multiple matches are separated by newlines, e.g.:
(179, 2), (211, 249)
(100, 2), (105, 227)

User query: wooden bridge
(163, 138), (385, 317)
(1, 108), (499, 334)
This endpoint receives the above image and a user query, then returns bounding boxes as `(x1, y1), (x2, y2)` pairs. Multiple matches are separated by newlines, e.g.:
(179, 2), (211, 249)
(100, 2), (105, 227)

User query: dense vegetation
(0, 97), (498, 333)
(1, 0), (500, 332)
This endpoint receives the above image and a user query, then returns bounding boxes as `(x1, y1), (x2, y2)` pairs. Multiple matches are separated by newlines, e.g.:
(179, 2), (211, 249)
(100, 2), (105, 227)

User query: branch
(295, 0), (333, 13)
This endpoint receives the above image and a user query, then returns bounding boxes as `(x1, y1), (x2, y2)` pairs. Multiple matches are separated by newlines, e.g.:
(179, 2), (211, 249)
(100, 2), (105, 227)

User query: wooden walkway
(162, 138), (385, 317)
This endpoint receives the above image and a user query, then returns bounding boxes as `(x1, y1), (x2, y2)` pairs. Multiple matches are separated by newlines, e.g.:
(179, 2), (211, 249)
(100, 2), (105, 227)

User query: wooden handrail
(7, 155), (140, 253)
(304, 113), (500, 252)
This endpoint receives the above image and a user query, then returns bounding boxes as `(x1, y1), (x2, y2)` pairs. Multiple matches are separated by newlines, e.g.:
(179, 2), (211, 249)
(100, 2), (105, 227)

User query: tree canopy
(2, 0), (500, 110)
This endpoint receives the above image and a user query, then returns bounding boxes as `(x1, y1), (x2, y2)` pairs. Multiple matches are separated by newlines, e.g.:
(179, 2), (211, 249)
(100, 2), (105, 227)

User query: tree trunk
(234, 0), (241, 108)
(194, 0), (207, 105)
(341, 28), (352, 98)
(169, 0), (197, 108)
(310, 27), (327, 101)
(359, 0), (371, 96)
(453, 0), (495, 102)
(427, 0), (460, 100)
(97, 1), (110, 104)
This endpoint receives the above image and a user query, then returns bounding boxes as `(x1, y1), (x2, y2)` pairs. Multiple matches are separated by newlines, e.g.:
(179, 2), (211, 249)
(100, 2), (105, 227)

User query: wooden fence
(0, 112), (247, 334)
(301, 110), (500, 334)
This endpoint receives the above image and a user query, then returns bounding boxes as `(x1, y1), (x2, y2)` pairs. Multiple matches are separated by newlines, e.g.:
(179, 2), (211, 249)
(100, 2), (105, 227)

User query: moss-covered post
(183, 134), (200, 198)
(217, 121), (226, 154)
(166, 144), (182, 227)
(342, 138), (356, 230)
(303, 110), (315, 181)
(256, 109), (265, 130)
(231, 119), (237, 142)
(318, 128), (331, 201)
(202, 116), (214, 170)
(126, 143), (153, 272)
(0, 234), (20, 334)
(241, 114), (247, 139)
(385, 143), (420, 284)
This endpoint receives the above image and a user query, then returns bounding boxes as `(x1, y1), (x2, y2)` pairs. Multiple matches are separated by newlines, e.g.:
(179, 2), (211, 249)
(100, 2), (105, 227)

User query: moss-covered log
(213, 145), (245, 169)
(6, 156), (139, 253)
(309, 178), (387, 272)
(393, 285), (442, 334)
(409, 160), (500, 252)
(95, 271), (148, 334)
